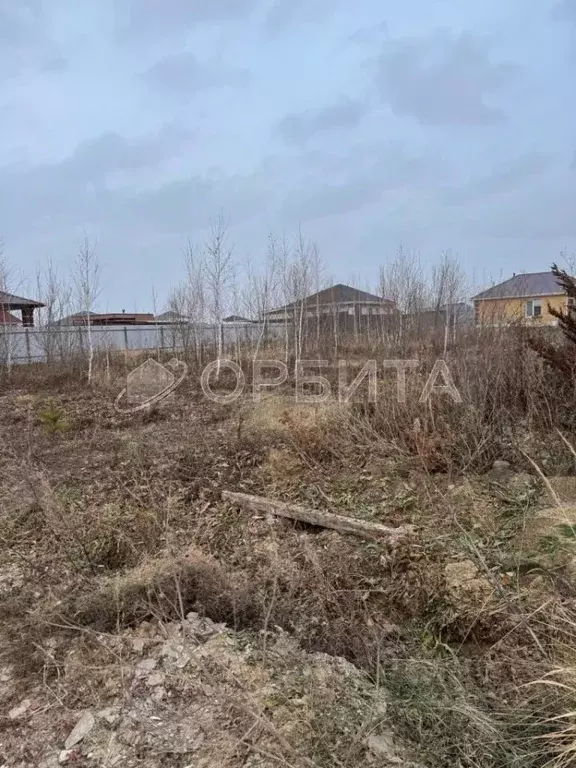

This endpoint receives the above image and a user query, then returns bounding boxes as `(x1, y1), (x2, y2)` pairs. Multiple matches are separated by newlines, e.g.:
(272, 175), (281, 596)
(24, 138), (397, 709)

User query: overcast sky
(1, 0), (575, 310)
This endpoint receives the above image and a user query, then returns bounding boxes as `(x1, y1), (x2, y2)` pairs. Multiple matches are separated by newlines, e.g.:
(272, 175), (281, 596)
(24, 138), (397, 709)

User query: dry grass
(2, 333), (576, 765)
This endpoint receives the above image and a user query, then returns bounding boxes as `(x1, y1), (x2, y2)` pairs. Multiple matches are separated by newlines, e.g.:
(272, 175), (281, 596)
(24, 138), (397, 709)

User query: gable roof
(0, 310), (21, 325)
(265, 284), (392, 314)
(222, 315), (253, 323)
(0, 290), (44, 309)
(472, 272), (566, 301)
(155, 310), (189, 321)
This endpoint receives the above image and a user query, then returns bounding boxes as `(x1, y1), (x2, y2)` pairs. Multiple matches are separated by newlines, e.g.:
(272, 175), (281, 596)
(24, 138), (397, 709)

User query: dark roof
(265, 284), (391, 314)
(0, 290), (44, 309)
(222, 315), (253, 323)
(472, 272), (566, 301)
(54, 312), (155, 326)
(155, 310), (189, 321)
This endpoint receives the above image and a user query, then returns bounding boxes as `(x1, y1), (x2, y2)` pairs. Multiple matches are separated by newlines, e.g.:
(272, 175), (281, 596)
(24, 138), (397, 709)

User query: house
(404, 302), (474, 330)
(154, 311), (190, 324)
(471, 272), (574, 327)
(0, 290), (45, 327)
(262, 284), (397, 330)
(222, 315), (254, 324)
(55, 311), (155, 326)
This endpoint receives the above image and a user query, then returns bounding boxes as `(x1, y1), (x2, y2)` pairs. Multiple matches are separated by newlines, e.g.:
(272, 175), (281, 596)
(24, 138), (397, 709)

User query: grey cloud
(70, 125), (197, 177)
(444, 153), (553, 204)
(0, 125), (197, 236)
(0, 126), (269, 241)
(464, 181), (576, 240)
(280, 142), (443, 221)
(0, 1), (42, 47)
(41, 54), (68, 73)
(275, 98), (368, 145)
(116, 0), (257, 40)
(348, 21), (388, 47)
(263, 0), (338, 35)
(0, 1), (64, 77)
(125, 172), (270, 234)
(141, 52), (250, 97)
(552, 0), (576, 24)
(373, 29), (515, 125)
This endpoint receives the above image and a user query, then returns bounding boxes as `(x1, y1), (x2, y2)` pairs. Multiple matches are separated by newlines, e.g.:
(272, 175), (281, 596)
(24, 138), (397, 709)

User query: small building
(472, 272), (574, 327)
(222, 315), (254, 324)
(56, 311), (155, 326)
(262, 284), (397, 330)
(404, 302), (474, 330)
(154, 311), (190, 324)
(0, 290), (44, 327)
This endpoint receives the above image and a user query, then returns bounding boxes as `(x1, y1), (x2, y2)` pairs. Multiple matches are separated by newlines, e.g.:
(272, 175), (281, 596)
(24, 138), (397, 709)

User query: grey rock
(367, 731), (402, 763)
(97, 706), (121, 726)
(64, 710), (95, 750)
(8, 698), (32, 720)
(146, 672), (166, 687)
(136, 658), (157, 673)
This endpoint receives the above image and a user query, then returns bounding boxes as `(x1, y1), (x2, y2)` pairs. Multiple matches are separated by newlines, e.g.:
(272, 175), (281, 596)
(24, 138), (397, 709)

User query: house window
(525, 299), (542, 318)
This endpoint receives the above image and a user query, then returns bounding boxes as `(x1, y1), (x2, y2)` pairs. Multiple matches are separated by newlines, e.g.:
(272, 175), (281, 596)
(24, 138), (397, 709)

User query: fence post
(123, 325), (129, 350)
(25, 328), (31, 363)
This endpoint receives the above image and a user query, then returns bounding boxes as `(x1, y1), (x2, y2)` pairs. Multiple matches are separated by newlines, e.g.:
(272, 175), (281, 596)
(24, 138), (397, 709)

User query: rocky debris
(2, 613), (406, 767)
(97, 706), (121, 726)
(145, 672), (165, 687)
(491, 460), (514, 480)
(444, 560), (493, 606)
(0, 563), (24, 596)
(132, 637), (145, 654)
(8, 698), (32, 720)
(136, 658), (157, 674)
(64, 710), (95, 749)
(367, 730), (399, 761)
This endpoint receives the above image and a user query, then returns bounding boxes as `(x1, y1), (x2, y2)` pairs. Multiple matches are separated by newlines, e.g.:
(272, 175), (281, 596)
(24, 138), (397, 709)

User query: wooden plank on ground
(221, 490), (413, 540)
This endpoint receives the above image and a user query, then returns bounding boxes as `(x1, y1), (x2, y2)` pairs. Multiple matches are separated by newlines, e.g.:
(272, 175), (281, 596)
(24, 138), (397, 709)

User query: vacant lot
(1, 345), (576, 767)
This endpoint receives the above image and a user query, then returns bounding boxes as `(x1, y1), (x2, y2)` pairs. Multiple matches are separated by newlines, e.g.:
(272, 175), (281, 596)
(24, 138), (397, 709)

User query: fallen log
(221, 490), (413, 540)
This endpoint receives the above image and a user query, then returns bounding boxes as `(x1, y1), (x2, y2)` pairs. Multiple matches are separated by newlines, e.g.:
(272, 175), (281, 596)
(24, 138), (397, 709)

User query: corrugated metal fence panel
(0, 323), (284, 364)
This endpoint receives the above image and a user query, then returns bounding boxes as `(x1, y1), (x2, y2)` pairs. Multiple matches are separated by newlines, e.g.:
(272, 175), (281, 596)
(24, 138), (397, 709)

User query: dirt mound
(2, 613), (412, 768)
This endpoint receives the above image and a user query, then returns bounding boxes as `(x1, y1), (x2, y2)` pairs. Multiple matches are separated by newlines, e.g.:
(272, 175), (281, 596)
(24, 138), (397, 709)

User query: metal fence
(0, 323), (283, 365)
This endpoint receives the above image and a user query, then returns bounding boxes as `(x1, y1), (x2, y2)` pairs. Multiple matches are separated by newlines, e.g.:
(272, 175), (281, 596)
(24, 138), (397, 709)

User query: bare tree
(36, 260), (73, 363)
(203, 215), (234, 378)
(178, 238), (207, 363)
(73, 236), (101, 383)
(431, 250), (466, 353)
(561, 248), (576, 276)
(243, 234), (280, 364)
(380, 245), (428, 345)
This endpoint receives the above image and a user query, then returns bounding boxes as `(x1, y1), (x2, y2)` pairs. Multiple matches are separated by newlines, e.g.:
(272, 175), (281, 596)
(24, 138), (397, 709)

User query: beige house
(472, 272), (574, 327)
